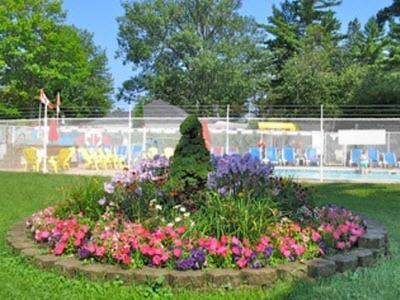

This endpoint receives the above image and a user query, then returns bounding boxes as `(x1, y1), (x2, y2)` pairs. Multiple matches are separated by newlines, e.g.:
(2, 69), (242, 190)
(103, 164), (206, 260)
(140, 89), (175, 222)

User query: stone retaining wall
(5, 218), (389, 289)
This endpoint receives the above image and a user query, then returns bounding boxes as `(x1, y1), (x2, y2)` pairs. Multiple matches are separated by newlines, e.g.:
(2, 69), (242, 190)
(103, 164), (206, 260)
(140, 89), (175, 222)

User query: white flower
(149, 199), (157, 206)
(161, 218), (165, 222)
(174, 217), (182, 223)
(173, 205), (181, 210)
(190, 221), (195, 227)
(180, 207), (186, 213)
(167, 223), (173, 227)
(155, 204), (162, 211)
(183, 212), (190, 218)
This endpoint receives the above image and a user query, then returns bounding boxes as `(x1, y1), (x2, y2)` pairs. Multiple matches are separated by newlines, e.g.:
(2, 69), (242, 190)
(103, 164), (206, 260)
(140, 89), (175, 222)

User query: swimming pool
(274, 167), (400, 183)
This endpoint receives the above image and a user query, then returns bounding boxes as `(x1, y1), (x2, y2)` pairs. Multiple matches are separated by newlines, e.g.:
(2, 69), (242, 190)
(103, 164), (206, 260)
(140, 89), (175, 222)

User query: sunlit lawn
(0, 172), (399, 299)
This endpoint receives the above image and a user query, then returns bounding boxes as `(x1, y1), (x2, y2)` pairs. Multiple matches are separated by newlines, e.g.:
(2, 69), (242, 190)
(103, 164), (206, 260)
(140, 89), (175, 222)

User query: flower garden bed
(6, 217), (389, 288)
(6, 116), (390, 288)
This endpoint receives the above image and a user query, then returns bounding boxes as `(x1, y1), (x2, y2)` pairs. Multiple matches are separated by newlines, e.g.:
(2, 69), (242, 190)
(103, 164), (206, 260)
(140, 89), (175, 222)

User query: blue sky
(63, 0), (393, 108)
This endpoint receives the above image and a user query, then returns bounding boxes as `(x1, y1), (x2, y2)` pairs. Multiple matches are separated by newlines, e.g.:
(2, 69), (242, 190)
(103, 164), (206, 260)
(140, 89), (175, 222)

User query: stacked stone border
(5, 218), (389, 289)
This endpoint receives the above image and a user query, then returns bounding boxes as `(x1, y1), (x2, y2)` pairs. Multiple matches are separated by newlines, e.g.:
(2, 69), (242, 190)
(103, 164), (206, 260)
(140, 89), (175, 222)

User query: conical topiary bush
(166, 115), (212, 208)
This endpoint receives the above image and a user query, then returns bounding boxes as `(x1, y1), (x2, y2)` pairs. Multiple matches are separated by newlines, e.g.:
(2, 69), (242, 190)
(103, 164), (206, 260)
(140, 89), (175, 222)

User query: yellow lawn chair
(163, 147), (174, 159)
(22, 147), (41, 172)
(146, 147), (159, 159)
(48, 148), (75, 173)
(95, 148), (113, 169)
(79, 148), (99, 170)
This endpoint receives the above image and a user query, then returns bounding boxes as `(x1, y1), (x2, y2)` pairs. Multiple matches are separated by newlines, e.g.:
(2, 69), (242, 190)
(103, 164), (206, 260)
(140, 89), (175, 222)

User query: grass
(0, 172), (399, 299)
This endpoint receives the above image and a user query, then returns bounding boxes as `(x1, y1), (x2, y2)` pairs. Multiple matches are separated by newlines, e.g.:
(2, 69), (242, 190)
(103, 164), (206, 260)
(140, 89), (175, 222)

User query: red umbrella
(48, 118), (59, 142)
(201, 118), (211, 151)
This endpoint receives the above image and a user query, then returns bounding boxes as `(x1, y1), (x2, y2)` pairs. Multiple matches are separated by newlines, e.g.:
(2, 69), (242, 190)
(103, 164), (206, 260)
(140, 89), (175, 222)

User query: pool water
(274, 167), (400, 182)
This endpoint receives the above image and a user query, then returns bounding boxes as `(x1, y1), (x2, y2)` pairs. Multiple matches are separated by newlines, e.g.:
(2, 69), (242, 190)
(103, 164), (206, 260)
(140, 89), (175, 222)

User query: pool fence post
(42, 100), (48, 173)
(127, 105), (132, 166)
(320, 104), (324, 182)
(226, 104), (230, 154)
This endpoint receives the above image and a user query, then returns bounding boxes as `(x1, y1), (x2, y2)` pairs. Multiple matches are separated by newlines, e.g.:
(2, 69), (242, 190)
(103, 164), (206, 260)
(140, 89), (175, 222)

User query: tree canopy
(0, 0), (113, 118)
(117, 0), (268, 115)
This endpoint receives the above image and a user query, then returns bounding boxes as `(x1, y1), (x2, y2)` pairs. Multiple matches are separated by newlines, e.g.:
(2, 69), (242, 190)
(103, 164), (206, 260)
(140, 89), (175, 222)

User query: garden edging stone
(5, 217), (390, 288)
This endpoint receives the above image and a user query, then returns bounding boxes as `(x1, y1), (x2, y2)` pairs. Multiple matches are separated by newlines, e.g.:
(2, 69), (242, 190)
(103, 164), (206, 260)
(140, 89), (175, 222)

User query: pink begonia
(173, 248), (182, 258)
(173, 239), (183, 247)
(216, 246), (229, 257)
(176, 226), (186, 235)
(260, 236), (270, 246)
(220, 235), (228, 245)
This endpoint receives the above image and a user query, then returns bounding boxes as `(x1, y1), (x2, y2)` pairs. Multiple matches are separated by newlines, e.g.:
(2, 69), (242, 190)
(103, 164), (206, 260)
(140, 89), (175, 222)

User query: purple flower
(135, 186), (143, 196)
(77, 247), (90, 259)
(263, 246), (273, 260)
(251, 260), (262, 269)
(98, 197), (106, 206)
(104, 182), (115, 194)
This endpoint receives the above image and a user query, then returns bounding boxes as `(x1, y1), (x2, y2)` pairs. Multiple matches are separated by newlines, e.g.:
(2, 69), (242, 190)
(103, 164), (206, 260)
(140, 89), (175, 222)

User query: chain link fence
(1, 105), (400, 182)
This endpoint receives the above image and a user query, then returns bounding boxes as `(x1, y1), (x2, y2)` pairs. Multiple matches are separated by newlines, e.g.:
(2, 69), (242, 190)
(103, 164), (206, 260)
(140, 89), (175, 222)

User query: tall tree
(0, 0), (113, 118)
(264, 0), (342, 89)
(117, 0), (267, 115)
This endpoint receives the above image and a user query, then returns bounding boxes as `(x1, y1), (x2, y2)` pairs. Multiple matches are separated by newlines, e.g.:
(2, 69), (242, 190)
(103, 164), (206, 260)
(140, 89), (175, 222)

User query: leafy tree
(116, 0), (266, 115)
(0, 0), (113, 118)
(264, 0), (342, 75)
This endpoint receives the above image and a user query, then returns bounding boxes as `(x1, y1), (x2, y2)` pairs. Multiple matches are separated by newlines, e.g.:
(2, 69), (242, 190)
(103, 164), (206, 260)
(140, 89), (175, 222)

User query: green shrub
(111, 181), (159, 223)
(54, 177), (106, 220)
(166, 115), (212, 208)
(269, 177), (314, 217)
(194, 192), (278, 242)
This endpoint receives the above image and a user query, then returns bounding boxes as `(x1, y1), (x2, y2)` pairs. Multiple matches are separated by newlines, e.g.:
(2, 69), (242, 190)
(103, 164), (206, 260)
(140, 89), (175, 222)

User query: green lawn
(0, 172), (399, 299)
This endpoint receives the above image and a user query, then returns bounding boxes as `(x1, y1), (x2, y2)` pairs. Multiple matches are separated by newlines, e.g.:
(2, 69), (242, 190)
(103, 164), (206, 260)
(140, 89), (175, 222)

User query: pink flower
(243, 247), (252, 258)
(220, 235), (228, 245)
(95, 246), (106, 257)
(54, 243), (65, 255)
(336, 241), (346, 250)
(232, 246), (241, 256)
(152, 255), (162, 265)
(349, 235), (358, 243)
(311, 231), (321, 242)
(176, 227), (186, 235)
(216, 246), (229, 257)
(333, 230), (342, 240)
(173, 248), (182, 258)
(236, 258), (248, 268)
(260, 236), (270, 246)
(173, 239), (183, 247)
(231, 236), (240, 246)
(338, 224), (349, 234)
(122, 255), (131, 265)
(39, 231), (50, 240)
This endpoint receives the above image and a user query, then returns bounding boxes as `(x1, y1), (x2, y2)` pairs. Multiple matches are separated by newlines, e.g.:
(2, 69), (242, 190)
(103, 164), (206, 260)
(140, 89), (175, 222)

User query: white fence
(1, 111), (400, 183)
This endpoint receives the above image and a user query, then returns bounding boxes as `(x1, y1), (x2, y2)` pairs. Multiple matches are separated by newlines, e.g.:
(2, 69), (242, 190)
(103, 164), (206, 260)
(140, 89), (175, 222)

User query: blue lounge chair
(349, 148), (362, 166)
(282, 147), (297, 165)
(305, 148), (319, 166)
(249, 147), (261, 160)
(266, 147), (279, 165)
(131, 144), (143, 161)
(116, 145), (128, 160)
(368, 148), (380, 167)
(383, 152), (398, 168)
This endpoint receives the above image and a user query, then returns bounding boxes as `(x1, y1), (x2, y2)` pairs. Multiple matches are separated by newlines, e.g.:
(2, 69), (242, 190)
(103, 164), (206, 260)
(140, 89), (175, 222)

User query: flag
(56, 92), (61, 116)
(38, 89), (55, 109)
